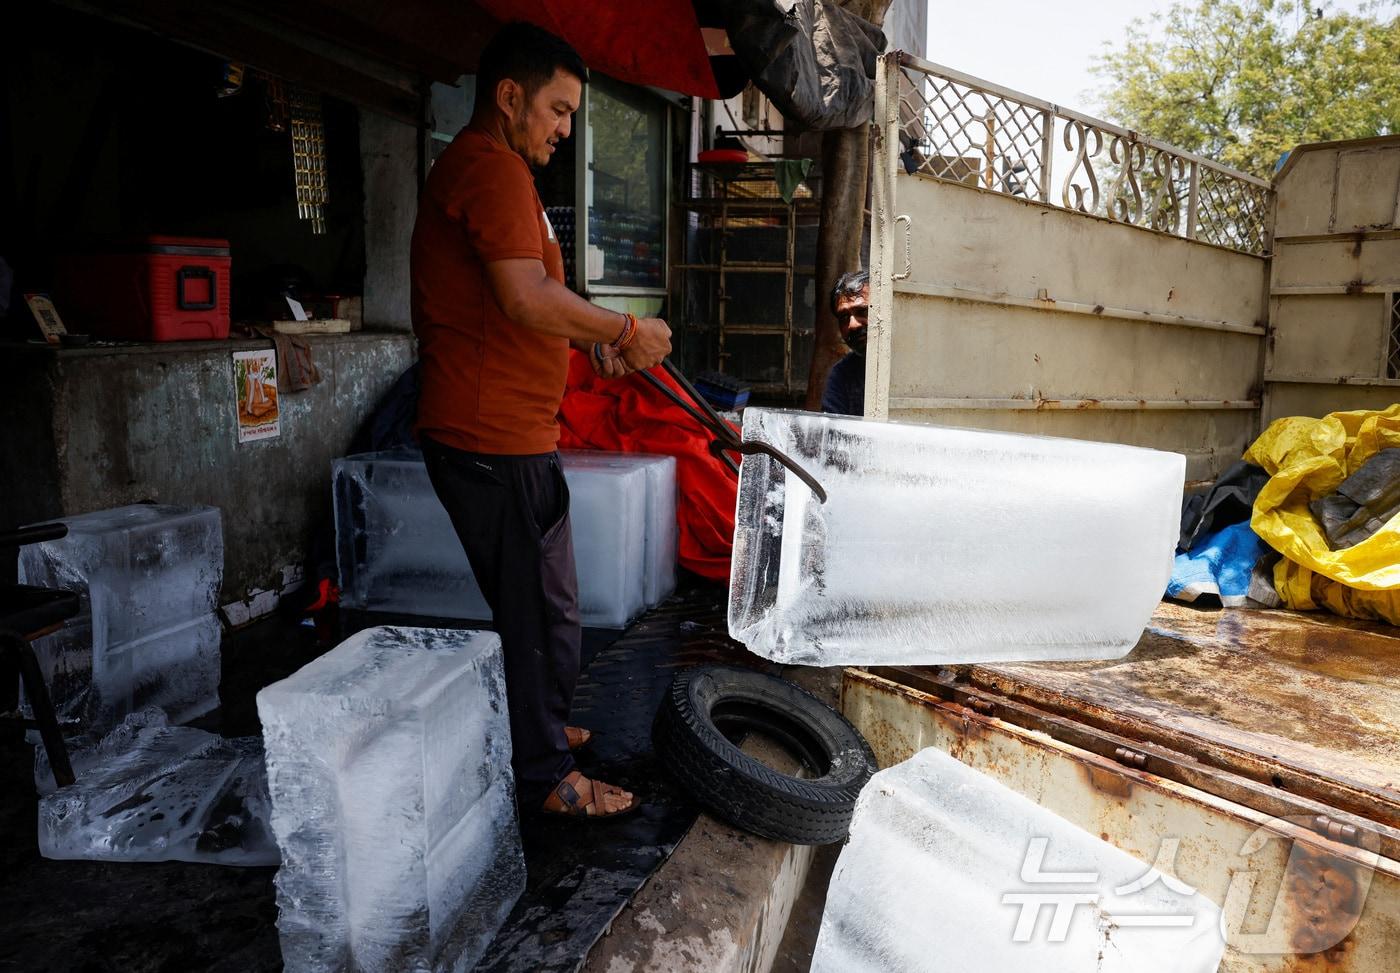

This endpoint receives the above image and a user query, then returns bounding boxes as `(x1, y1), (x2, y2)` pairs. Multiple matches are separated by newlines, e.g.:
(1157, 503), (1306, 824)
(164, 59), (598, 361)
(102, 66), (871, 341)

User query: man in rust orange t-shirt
(411, 23), (671, 820)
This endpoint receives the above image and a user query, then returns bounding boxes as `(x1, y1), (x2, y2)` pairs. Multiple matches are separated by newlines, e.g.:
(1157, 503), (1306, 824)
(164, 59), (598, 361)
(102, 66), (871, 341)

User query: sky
(923, 0), (1383, 119)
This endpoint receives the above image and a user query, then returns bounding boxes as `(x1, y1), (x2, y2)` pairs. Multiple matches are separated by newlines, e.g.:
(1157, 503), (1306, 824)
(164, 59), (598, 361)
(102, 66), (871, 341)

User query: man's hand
(621, 317), (671, 372)
(588, 343), (629, 379)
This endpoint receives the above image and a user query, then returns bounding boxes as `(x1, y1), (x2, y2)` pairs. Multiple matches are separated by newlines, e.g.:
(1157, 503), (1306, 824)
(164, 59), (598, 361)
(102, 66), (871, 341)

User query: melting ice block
(37, 707), (277, 865)
(334, 449), (673, 628)
(728, 410), (1184, 665)
(641, 456), (680, 606)
(333, 448), (492, 620)
(561, 451), (678, 608)
(18, 504), (224, 730)
(562, 456), (648, 626)
(257, 626), (524, 973)
(811, 747), (1225, 973)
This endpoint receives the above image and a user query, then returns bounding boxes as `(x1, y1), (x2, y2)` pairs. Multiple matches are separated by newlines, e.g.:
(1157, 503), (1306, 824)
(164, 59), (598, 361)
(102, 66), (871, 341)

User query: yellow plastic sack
(1244, 404), (1400, 623)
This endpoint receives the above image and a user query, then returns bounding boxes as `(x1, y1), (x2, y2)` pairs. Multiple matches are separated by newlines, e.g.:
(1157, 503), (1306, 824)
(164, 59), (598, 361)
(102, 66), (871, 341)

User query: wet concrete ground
(0, 610), (314, 973)
(1, 582), (816, 973)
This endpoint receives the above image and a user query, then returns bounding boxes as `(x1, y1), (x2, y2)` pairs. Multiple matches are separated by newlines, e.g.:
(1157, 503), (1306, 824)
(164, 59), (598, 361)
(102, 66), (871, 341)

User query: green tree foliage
(1094, 0), (1400, 177)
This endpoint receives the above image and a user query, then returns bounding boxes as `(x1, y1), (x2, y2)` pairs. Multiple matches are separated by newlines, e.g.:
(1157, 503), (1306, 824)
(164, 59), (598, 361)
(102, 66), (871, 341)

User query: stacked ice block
(257, 626), (524, 973)
(18, 504), (224, 731)
(558, 450), (678, 609)
(332, 448), (491, 619)
(729, 410), (1185, 665)
(333, 448), (678, 628)
(563, 455), (648, 625)
(37, 707), (277, 865)
(811, 747), (1225, 972)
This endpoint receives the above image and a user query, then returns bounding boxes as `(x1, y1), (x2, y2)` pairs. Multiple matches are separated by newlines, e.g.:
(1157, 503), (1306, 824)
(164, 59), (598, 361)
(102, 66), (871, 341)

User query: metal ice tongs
(638, 360), (828, 503)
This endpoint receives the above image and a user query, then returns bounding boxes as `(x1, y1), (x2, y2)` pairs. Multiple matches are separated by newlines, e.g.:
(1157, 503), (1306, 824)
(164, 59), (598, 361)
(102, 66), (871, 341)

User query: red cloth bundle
(557, 351), (737, 581)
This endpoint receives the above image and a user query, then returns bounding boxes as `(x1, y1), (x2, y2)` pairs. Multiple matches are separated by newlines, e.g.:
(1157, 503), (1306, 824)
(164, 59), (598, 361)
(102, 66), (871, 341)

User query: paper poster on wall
(232, 349), (280, 443)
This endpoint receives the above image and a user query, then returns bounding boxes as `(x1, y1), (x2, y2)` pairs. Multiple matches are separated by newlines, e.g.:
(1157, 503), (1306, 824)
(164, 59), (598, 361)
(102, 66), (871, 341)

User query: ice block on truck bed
(728, 410), (1184, 665)
(257, 626), (524, 973)
(811, 747), (1225, 972)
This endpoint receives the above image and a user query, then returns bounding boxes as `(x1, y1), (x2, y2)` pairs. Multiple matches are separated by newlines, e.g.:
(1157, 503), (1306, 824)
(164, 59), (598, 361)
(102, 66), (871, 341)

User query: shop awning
(475, 0), (739, 99)
(89, 0), (744, 123)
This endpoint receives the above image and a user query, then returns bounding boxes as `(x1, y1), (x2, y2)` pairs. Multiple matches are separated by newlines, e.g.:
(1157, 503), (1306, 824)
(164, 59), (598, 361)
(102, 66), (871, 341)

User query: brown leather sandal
(564, 726), (592, 750)
(541, 770), (640, 819)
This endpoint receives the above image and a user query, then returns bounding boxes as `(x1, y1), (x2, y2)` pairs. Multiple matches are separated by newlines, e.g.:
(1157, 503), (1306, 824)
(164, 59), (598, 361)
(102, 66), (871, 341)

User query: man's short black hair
(830, 269), (870, 314)
(477, 22), (588, 104)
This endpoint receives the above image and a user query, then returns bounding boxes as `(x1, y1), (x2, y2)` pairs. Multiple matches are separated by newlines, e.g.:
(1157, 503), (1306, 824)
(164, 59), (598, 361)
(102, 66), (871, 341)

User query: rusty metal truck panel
(842, 603), (1400, 970)
(965, 603), (1400, 829)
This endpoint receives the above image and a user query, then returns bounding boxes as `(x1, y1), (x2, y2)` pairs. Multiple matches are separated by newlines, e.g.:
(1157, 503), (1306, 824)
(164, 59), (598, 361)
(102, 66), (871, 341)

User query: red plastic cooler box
(58, 235), (231, 341)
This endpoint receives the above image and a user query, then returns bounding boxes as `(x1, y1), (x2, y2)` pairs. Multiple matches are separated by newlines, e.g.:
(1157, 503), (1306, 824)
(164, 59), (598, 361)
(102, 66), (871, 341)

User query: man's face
(835, 284), (870, 353)
(501, 69), (581, 170)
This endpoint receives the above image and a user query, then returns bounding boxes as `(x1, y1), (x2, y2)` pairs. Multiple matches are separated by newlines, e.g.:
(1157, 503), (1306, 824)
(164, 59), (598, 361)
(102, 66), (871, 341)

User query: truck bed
(963, 603), (1400, 827)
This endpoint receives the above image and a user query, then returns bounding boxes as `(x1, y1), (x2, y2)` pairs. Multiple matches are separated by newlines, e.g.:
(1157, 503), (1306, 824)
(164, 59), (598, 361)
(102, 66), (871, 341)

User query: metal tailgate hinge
(1112, 746), (1148, 770)
(1308, 815), (1361, 846)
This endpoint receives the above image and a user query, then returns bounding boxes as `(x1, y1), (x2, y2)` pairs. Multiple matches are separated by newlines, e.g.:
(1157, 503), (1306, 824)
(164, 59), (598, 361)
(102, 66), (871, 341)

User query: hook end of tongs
(725, 440), (829, 503)
(646, 360), (829, 503)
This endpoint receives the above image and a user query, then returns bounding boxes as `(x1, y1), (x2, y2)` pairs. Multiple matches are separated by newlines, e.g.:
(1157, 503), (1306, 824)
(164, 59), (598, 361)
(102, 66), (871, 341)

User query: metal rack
(672, 162), (820, 398)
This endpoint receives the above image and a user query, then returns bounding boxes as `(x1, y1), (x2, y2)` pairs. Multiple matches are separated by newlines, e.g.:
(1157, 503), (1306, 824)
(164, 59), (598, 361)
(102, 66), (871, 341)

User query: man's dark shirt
(821, 351), (866, 416)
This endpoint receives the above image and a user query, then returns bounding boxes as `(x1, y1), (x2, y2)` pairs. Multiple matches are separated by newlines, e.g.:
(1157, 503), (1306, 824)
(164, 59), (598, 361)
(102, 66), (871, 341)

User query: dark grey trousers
(421, 436), (581, 807)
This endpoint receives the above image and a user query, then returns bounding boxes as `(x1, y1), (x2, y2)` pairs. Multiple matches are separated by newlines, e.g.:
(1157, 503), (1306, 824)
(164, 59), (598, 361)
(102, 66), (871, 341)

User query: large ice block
(257, 626), (524, 973)
(333, 448), (492, 620)
(20, 504), (223, 643)
(22, 614), (220, 731)
(37, 707), (277, 865)
(563, 458), (648, 626)
(729, 410), (1184, 665)
(811, 747), (1224, 972)
(334, 449), (665, 628)
(18, 504), (224, 730)
(561, 451), (678, 607)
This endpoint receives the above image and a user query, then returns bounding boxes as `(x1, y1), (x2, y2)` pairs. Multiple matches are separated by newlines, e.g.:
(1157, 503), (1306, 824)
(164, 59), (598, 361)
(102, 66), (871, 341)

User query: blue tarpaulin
(1167, 521), (1269, 607)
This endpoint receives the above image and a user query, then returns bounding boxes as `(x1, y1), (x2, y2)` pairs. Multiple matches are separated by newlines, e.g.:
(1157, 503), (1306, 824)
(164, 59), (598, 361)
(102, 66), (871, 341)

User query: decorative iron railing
(893, 53), (1273, 255)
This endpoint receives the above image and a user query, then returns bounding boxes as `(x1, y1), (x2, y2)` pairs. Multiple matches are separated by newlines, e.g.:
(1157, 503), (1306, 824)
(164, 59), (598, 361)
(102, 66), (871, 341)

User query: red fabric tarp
(557, 351), (737, 580)
(474, 0), (722, 98)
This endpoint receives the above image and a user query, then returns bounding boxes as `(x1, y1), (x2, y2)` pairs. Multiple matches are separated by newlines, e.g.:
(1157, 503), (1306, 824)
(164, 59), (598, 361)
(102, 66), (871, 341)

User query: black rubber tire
(652, 665), (878, 845)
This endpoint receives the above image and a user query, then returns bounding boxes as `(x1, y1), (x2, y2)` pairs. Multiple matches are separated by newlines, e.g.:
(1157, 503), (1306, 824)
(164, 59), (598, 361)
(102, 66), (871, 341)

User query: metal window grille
(893, 53), (1273, 256)
(1387, 293), (1400, 380)
(289, 86), (328, 235)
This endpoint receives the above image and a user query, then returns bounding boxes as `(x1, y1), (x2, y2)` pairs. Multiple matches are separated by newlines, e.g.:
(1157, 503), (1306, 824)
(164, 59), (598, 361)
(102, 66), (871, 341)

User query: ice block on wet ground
(334, 449), (676, 628)
(561, 451), (678, 608)
(37, 707), (277, 865)
(728, 410), (1184, 665)
(257, 626), (524, 973)
(333, 448), (493, 620)
(562, 455), (648, 626)
(18, 504), (224, 730)
(811, 747), (1224, 973)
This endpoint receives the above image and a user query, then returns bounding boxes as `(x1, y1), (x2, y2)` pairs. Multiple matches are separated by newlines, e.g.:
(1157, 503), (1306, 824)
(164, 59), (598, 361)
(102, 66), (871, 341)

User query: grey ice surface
(728, 409), (1185, 665)
(18, 504), (224, 731)
(257, 626), (524, 973)
(811, 747), (1225, 973)
(36, 707), (277, 866)
(333, 448), (678, 628)
(561, 456), (647, 626)
(562, 451), (678, 608)
(332, 448), (492, 620)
